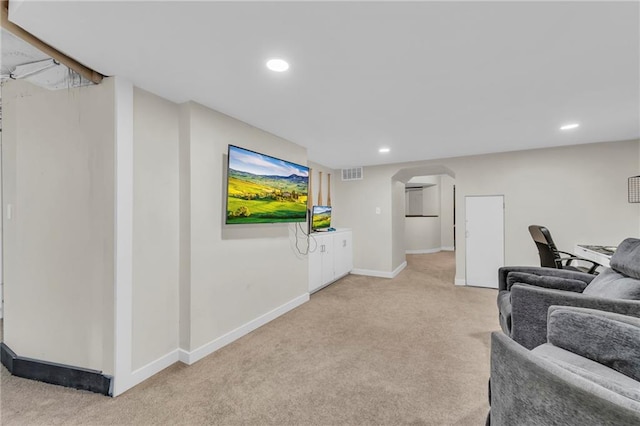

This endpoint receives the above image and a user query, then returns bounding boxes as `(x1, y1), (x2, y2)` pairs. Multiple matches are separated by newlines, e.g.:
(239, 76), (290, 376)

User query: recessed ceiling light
(560, 123), (580, 130)
(266, 59), (289, 72)
(379, 148), (390, 153)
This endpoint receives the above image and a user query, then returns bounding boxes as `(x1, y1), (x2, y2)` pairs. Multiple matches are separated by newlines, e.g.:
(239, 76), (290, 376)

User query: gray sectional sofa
(489, 238), (640, 425)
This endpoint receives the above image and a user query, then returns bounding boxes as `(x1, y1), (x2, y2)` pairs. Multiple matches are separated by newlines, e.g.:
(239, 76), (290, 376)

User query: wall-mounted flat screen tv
(312, 206), (332, 231)
(226, 145), (309, 224)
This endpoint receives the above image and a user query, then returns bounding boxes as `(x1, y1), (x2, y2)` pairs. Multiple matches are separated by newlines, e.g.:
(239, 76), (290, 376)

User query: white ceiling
(7, 1), (640, 169)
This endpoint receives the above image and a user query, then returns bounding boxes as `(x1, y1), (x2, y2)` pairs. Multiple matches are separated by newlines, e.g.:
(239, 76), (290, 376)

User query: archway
(391, 165), (457, 277)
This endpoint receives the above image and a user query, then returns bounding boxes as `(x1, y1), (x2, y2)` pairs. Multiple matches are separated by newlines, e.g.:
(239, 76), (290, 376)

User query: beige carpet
(1, 252), (500, 425)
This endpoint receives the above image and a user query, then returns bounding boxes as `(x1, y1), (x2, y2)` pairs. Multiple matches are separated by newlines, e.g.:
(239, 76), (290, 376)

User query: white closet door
(465, 195), (504, 288)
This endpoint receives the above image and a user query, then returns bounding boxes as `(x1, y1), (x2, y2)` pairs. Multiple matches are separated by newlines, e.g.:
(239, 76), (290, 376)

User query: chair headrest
(610, 238), (640, 279)
(528, 225), (557, 248)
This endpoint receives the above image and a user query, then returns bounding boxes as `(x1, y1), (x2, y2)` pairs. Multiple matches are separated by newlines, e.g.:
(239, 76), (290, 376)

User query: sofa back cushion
(582, 268), (640, 300)
(610, 238), (640, 279)
(547, 307), (640, 382)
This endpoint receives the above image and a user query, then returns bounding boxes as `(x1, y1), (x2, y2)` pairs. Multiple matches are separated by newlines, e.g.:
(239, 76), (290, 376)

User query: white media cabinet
(309, 228), (353, 293)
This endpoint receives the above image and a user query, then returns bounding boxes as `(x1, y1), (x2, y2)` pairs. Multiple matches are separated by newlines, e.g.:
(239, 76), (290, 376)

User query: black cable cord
(294, 221), (317, 255)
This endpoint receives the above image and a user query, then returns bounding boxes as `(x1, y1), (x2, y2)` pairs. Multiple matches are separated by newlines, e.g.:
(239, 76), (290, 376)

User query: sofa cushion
(582, 268), (640, 300)
(506, 271), (587, 293)
(532, 343), (640, 402)
(610, 238), (640, 280)
(546, 307), (640, 382)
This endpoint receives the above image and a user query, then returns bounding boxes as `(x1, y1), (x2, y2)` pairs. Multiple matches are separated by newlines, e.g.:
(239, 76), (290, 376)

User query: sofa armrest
(498, 266), (595, 291)
(557, 251), (600, 273)
(510, 284), (640, 350)
(490, 332), (640, 425)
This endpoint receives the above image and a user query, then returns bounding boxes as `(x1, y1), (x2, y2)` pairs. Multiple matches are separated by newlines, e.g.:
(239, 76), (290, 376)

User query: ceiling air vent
(342, 167), (363, 181)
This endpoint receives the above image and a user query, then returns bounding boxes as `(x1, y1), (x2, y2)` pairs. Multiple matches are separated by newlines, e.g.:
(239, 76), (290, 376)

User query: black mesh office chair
(528, 225), (599, 274)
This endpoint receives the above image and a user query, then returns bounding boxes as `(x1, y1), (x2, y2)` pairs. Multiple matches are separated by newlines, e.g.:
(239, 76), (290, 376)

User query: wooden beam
(1, 0), (104, 84)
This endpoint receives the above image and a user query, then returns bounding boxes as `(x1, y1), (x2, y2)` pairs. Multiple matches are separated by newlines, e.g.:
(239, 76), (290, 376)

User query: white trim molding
(405, 247), (456, 254)
(115, 293), (309, 393)
(454, 277), (466, 286)
(113, 77), (134, 397)
(406, 248), (442, 254)
(129, 350), (180, 387)
(351, 269), (391, 278)
(351, 261), (407, 279)
(179, 294), (309, 365)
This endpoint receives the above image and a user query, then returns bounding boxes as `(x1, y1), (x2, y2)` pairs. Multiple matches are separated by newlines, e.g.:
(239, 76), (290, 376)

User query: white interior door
(465, 195), (504, 288)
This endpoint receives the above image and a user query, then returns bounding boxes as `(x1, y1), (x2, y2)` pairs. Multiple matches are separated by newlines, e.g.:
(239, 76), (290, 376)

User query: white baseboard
(177, 348), (190, 364)
(129, 349), (180, 388)
(179, 293), (309, 365)
(351, 261), (407, 279)
(406, 248), (441, 254)
(117, 294), (309, 393)
(405, 247), (455, 254)
(454, 277), (466, 286)
(392, 261), (407, 277)
(310, 272), (349, 294)
(351, 268), (391, 278)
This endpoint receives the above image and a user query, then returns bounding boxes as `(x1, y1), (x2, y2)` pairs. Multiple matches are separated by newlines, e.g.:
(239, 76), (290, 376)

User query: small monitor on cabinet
(311, 206), (332, 232)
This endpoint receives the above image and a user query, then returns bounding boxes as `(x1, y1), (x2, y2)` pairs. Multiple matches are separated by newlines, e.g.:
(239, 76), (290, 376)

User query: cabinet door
(333, 231), (353, 278)
(320, 239), (334, 286)
(309, 237), (324, 292)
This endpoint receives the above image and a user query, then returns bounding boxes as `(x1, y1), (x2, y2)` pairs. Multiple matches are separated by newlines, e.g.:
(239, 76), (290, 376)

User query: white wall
(440, 175), (455, 249)
(447, 141), (639, 281)
(391, 180), (406, 271)
(178, 103), (192, 352)
(335, 140), (640, 281)
(336, 166), (394, 273)
(181, 102), (309, 352)
(405, 217), (441, 253)
(422, 182), (440, 216)
(405, 189), (423, 216)
(3, 81), (315, 393)
(132, 88), (180, 370)
(2, 79), (116, 374)
(308, 161), (336, 209)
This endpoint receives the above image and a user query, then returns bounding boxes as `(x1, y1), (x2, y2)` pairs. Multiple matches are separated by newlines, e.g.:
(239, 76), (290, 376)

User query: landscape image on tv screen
(312, 206), (332, 230)
(226, 145), (309, 224)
